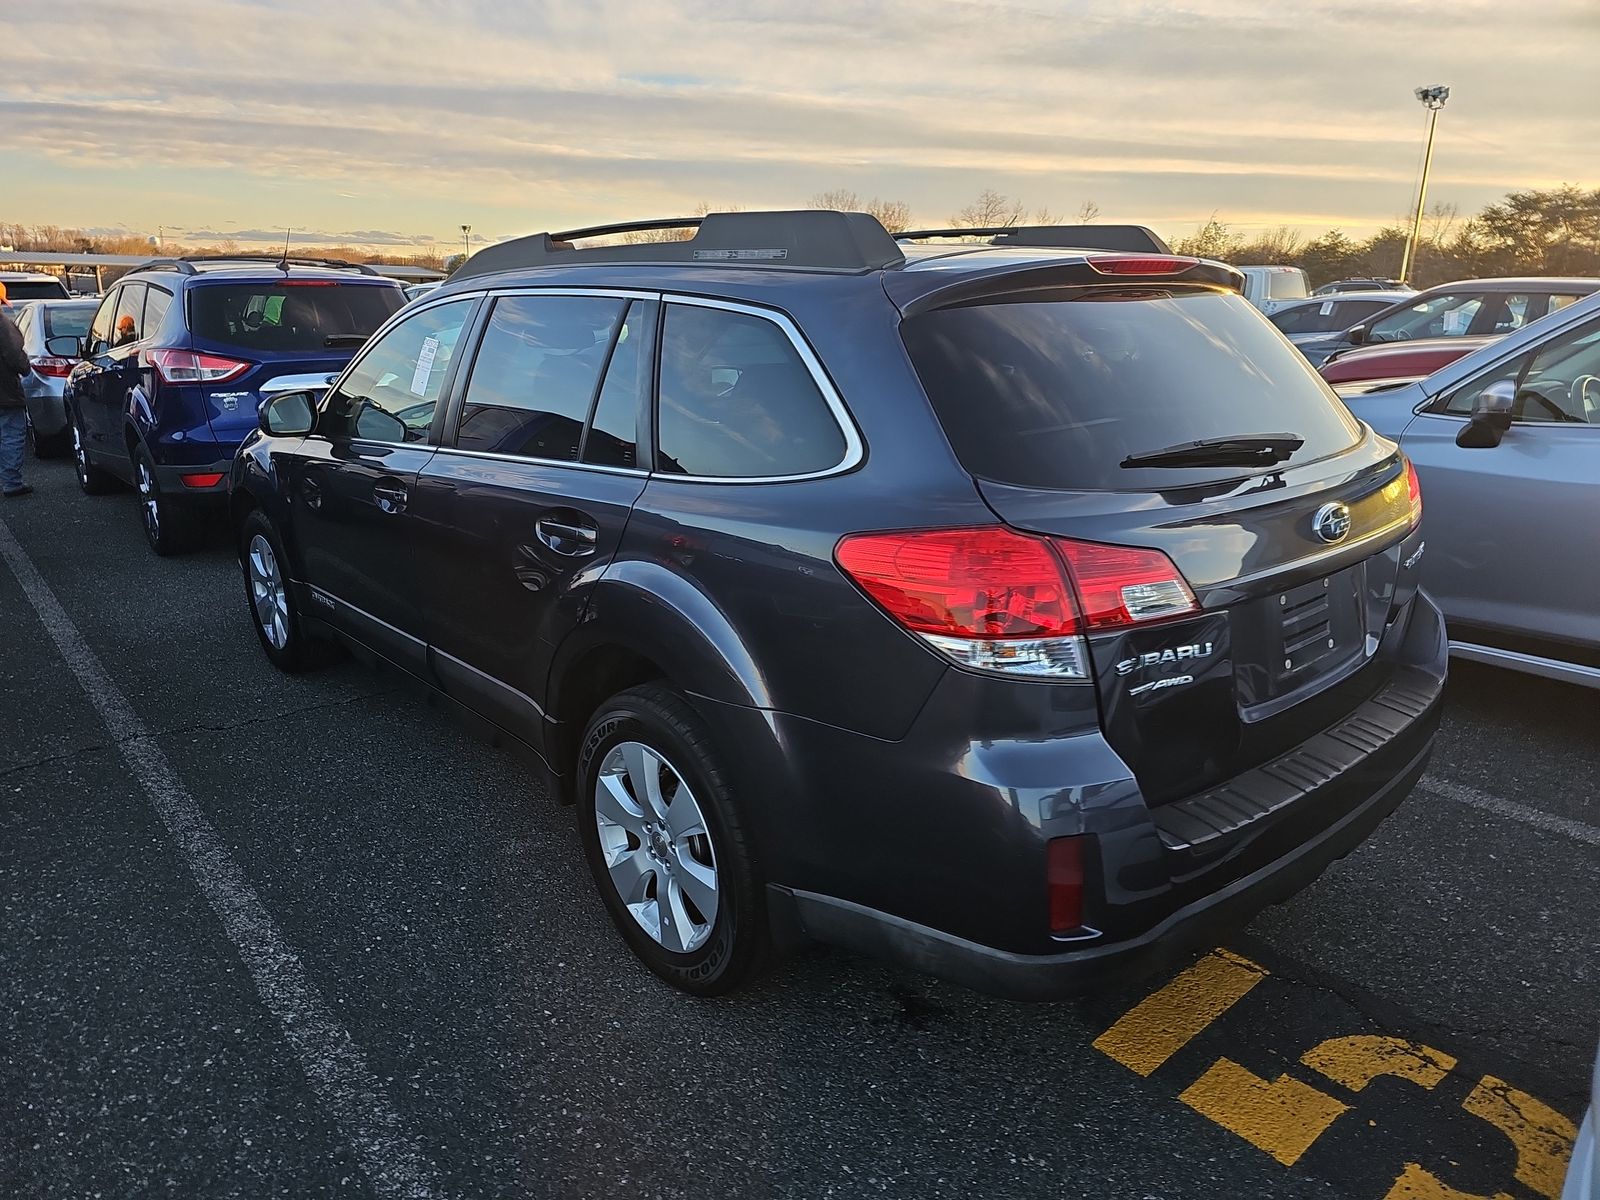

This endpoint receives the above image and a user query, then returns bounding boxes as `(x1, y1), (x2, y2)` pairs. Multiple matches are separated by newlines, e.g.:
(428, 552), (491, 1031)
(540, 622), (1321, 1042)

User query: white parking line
(1423, 777), (1600, 849)
(0, 517), (448, 1200)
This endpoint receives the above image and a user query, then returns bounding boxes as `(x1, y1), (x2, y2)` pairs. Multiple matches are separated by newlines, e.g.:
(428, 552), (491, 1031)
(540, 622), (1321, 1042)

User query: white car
(1236, 264), (1310, 314)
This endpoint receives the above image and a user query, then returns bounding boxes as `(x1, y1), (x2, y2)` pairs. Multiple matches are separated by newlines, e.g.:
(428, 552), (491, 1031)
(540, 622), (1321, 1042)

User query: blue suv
(64, 256), (404, 554)
(231, 212), (1446, 997)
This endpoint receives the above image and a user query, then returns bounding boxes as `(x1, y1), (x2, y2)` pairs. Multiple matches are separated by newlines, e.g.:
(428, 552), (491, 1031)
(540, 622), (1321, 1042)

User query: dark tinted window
(901, 288), (1362, 491)
(143, 287), (173, 337)
(1272, 300), (1346, 335)
(43, 303), (97, 339)
(322, 299), (473, 442)
(4, 279), (70, 301)
(584, 300), (655, 468)
(456, 294), (623, 460)
(189, 282), (403, 352)
(656, 304), (845, 478)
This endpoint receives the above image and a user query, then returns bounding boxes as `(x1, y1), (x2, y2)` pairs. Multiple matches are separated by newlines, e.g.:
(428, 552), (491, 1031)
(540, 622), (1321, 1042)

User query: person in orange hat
(114, 313), (138, 346)
(0, 281), (35, 497)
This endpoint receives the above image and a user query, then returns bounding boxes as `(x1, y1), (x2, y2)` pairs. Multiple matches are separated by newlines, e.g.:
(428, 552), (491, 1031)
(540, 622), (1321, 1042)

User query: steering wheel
(1571, 374), (1600, 420)
(1392, 329), (1412, 341)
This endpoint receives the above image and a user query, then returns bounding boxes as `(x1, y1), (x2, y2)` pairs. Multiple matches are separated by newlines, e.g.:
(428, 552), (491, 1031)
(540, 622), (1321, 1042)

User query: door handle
(535, 517), (597, 556)
(372, 481), (408, 514)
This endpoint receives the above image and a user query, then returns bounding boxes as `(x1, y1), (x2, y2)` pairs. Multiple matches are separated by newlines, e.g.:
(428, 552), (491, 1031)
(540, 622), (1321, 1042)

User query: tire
(71, 412), (117, 495)
(133, 442), (200, 555)
(577, 684), (770, 996)
(239, 511), (337, 673)
(33, 426), (70, 459)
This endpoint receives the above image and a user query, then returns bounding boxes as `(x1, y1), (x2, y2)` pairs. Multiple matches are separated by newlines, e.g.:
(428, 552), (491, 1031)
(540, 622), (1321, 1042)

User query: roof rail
(451, 210), (906, 282)
(895, 225), (1174, 255)
(130, 254), (382, 276)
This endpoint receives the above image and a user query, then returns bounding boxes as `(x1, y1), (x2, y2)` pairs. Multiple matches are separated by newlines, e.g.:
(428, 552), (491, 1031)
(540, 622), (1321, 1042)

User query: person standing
(0, 281), (33, 498)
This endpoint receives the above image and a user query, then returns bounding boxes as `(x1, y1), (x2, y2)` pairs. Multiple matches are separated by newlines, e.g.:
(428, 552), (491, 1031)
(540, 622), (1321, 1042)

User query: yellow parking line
(1302, 1036), (1457, 1093)
(1178, 1058), (1351, 1166)
(1092, 949), (1269, 1077)
(1461, 1075), (1577, 1200)
(1381, 1161), (1512, 1199)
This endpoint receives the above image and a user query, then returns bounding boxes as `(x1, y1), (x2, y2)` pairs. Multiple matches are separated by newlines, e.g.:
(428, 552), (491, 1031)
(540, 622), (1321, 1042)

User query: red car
(1319, 336), (1495, 387)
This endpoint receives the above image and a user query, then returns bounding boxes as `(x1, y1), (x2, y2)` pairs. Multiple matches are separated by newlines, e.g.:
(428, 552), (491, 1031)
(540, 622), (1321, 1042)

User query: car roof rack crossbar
(131, 254), (382, 276)
(895, 224), (1174, 254)
(451, 210), (907, 281)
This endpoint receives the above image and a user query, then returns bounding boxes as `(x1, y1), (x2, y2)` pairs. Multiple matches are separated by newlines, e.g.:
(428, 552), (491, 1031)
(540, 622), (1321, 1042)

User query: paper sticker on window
(1441, 310), (1471, 335)
(410, 337), (439, 396)
(1319, 301), (1334, 315)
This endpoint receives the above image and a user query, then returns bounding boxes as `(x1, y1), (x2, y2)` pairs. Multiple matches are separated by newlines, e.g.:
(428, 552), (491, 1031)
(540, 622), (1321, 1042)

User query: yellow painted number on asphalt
(1094, 950), (1577, 1198)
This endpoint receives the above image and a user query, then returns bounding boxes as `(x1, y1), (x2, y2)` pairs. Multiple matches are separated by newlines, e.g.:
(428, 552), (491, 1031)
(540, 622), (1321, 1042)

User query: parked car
(1568, 1038), (1598, 1200)
(1236, 264), (1310, 313)
(1334, 288), (1600, 687)
(404, 281), (444, 302)
(1301, 277), (1599, 367)
(10, 298), (99, 457)
(1269, 292), (1413, 352)
(231, 211), (1443, 998)
(1312, 277), (1411, 296)
(1319, 336), (1495, 388)
(63, 256), (404, 554)
(0, 270), (72, 302)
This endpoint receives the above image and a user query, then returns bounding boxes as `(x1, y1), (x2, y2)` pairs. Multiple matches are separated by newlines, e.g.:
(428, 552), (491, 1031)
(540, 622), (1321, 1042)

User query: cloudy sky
(3, 0), (1594, 252)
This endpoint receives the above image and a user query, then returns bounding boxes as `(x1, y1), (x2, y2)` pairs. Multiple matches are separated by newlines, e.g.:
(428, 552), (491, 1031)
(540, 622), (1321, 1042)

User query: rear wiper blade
(322, 334), (368, 347)
(1121, 433), (1304, 469)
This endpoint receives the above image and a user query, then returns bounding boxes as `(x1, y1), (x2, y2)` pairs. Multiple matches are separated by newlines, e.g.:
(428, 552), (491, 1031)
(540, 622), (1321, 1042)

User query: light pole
(461, 224), (472, 262)
(1398, 85), (1450, 285)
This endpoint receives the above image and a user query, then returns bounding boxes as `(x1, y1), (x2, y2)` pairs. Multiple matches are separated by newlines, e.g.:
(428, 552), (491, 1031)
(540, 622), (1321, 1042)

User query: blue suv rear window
(901, 288), (1362, 491)
(189, 283), (402, 353)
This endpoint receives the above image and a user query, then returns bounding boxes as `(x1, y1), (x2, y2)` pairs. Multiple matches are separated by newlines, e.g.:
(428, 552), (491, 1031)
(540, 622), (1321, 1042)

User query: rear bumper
(155, 457), (233, 501)
(22, 380), (67, 434)
(735, 591), (1447, 1000)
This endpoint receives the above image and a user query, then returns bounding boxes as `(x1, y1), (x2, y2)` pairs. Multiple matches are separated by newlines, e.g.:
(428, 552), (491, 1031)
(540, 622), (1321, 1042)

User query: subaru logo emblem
(1313, 502), (1352, 544)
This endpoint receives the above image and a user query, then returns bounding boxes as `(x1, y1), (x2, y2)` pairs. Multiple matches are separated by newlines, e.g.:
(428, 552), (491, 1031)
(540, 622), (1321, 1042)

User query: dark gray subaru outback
(231, 212), (1445, 998)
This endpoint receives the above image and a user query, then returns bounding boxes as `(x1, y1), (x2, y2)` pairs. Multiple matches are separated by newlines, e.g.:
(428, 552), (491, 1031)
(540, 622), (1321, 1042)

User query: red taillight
(144, 348), (250, 385)
(834, 527), (1078, 638)
(180, 472), (226, 489)
(1047, 837), (1085, 934)
(834, 526), (1199, 679)
(31, 356), (75, 378)
(1085, 254), (1199, 276)
(1054, 540), (1199, 630)
(1404, 458), (1422, 529)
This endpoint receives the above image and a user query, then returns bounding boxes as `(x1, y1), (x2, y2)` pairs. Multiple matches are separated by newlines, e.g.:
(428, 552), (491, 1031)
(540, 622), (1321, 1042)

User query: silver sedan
(12, 298), (98, 458)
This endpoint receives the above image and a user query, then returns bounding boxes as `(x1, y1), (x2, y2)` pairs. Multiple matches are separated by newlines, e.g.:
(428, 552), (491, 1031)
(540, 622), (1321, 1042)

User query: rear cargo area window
(901, 289), (1362, 491)
(189, 283), (402, 352)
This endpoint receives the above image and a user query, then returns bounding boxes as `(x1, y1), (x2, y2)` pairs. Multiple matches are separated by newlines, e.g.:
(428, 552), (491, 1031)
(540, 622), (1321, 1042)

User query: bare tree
(808, 190), (912, 232)
(950, 189), (1026, 229)
(1076, 200), (1101, 223)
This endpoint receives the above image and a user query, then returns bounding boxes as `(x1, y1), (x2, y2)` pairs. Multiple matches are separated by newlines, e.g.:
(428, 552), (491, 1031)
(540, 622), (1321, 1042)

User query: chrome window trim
(429, 443), (648, 478)
(652, 293), (865, 485)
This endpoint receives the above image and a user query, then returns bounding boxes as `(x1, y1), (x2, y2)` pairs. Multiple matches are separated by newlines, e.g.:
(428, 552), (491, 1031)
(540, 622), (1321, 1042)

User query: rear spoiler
(895, 225), (1173, 254)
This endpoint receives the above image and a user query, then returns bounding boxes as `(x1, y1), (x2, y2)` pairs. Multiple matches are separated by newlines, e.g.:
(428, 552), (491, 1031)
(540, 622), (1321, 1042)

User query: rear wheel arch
(549, 643), (667, 791)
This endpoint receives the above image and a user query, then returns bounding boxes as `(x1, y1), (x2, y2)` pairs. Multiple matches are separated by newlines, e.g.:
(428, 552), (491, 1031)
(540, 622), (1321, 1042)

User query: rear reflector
(834, 526), (1198, 679)
(145, 348), (251, 385)
(1047, 837), (1085, 934)
(31, 356), (75, 378)
(180, 472), (226, 489)
(1085, 254), (1199, 276)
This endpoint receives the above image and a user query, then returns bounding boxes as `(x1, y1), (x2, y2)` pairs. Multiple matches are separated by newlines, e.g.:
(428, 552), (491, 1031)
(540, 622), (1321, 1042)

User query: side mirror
(1346, 323), (1369, 346)
(44, 334), (84, 358)
(1455, 380), (1515, 448)
(258, 390), (317, 436)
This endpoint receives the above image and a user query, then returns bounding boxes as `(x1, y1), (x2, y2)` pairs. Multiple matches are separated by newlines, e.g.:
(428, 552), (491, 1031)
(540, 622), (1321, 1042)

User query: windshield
(901, 287), (1362, 490)
(189, 282), (403, 352)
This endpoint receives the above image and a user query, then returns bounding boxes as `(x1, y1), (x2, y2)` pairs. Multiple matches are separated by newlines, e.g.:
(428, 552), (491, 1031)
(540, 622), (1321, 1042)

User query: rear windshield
(189, 283), (403, 352)
(5, 279), (71, 301)
(44, 303), (98, 339)
(901, 288), (1363, 491)
(1268, 270), (1309, 300)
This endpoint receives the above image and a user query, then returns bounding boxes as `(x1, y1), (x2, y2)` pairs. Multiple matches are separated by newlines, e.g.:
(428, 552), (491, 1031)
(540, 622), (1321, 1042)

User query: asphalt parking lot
(1, 458), (1595, 1200)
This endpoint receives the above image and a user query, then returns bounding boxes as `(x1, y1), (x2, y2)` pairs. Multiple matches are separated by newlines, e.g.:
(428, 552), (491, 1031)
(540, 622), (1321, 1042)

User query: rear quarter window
(901, 288), (1362, 491)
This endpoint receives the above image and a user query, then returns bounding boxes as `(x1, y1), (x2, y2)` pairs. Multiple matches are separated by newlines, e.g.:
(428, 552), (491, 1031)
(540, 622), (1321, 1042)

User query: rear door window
(142, 287), (173, 338)
(901, 288), (1362, 491)
(455, 294), (625, 461)
(188, 282), (403, 352)
(656, 303), (846, 478)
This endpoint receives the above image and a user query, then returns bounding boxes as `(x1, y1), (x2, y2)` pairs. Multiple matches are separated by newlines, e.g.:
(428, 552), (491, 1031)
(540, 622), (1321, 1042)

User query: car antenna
(278, 228), (292, 273)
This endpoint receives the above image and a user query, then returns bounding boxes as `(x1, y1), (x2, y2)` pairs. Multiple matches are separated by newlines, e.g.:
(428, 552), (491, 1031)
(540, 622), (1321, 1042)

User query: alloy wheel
(594, 741), (720, 953)
(136, 459), (160, 542)
(247, 533), (290, 650)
